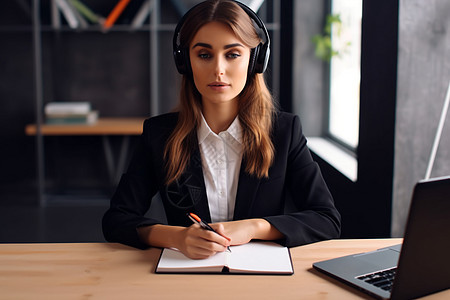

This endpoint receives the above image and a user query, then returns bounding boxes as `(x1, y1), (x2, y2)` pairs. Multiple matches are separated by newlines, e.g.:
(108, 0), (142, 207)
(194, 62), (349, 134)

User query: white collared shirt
(197, 115), (244, 223)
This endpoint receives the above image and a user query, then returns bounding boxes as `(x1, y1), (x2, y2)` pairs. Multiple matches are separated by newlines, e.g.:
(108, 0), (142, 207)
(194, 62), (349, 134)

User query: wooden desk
(0, 239), (448, 299)
(25, 118), (146, 203)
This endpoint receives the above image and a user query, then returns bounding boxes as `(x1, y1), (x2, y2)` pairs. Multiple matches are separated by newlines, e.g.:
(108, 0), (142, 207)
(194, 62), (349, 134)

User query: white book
(65, 0), (88, 28)
(45, 102), (92, 115)
(156, 241), (293, 274)
(45, 110), (98, 125)
(131, 0), (155, 29)
(54, 0), (79, 28)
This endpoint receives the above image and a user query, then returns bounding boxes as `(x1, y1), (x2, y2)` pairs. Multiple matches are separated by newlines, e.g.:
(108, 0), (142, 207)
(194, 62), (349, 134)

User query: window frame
(324, 0), (363, 153)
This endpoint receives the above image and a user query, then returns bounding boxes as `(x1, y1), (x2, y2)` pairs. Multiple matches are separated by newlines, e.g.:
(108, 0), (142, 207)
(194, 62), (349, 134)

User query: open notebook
(155, 241), (293, 274)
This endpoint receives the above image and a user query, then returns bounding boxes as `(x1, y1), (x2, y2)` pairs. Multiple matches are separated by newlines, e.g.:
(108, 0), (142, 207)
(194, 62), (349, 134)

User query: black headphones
(172, 0), (270, 76)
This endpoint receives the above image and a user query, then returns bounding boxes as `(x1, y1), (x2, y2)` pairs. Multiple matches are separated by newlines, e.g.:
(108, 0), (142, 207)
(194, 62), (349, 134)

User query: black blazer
(102, 112), (341, 249)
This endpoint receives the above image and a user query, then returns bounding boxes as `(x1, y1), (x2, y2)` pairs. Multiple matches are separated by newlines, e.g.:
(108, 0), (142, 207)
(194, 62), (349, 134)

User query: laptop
(313, 176), (450, 299)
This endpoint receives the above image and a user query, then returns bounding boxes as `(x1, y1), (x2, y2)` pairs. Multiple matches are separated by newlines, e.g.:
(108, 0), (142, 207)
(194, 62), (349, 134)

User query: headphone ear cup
(174, 48), (186, 74)
(174, 48), (191, 75)
(248, 45), (260, 76)
(183, 48), (192, 75)
(254, 42), (270, 74)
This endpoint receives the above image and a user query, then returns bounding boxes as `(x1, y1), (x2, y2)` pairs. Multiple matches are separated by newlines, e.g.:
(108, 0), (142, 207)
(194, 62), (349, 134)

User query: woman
(102, 0), (340, 259)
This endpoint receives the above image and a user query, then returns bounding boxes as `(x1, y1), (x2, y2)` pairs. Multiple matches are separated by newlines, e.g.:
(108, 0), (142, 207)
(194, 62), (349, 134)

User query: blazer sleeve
(102, 117), (169, 249)
(263, 114), (341, 247)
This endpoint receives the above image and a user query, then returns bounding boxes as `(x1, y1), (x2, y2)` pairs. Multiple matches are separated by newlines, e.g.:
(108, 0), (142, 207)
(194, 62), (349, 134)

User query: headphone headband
(173, 0), (270, 75)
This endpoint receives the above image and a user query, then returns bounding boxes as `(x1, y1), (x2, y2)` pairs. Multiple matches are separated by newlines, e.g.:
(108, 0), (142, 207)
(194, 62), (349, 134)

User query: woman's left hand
(210, 219), (284, 246)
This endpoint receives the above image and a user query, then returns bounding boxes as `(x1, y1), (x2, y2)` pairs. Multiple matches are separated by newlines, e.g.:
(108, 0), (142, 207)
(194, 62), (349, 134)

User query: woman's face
(189, 21), (251, 108)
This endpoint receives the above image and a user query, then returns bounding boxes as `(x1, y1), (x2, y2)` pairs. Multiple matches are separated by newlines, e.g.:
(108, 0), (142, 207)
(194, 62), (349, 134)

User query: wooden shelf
(25, 117), (146, 136)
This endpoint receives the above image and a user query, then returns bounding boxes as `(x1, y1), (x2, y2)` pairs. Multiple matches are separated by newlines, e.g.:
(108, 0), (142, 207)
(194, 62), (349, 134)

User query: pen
(188, 213), (231, 252)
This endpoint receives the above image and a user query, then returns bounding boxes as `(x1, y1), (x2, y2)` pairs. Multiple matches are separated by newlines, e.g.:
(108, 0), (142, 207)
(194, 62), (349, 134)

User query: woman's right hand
(138, 223), (230, 259)
(176, 223), (230, 259)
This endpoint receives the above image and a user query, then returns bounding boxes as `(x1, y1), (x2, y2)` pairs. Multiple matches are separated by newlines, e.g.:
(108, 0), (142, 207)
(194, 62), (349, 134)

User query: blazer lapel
(233, 158), (262, 220)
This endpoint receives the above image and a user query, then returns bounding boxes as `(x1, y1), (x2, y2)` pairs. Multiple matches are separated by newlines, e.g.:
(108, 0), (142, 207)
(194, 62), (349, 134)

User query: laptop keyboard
(356, 267), (397, 292)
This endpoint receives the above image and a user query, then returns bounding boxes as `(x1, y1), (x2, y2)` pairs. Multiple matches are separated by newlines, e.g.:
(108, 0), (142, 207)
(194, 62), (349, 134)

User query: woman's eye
(227, 53), (241, 59)
(198, 53), (211, 59)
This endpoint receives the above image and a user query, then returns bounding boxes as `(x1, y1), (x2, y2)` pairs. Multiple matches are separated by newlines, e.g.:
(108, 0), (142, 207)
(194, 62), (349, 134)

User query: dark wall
(278, 0), (293, 112)
(0, 30), (36, 202)
(41, 32), (151, 117)
(0, 1), (156, 203)
(0, 1), (35, 201)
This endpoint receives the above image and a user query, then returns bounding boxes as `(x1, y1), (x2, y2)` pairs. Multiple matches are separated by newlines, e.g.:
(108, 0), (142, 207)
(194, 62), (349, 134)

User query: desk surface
(1, 239), (448, 299)
(25, 117), (146, 135)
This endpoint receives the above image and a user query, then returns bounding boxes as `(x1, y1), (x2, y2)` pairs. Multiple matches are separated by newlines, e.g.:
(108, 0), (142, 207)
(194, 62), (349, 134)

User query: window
(328, 0), (363, 149)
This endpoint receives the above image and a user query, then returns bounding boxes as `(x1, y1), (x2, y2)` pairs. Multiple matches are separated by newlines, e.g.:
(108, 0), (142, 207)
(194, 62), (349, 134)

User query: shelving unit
(26, 0), (281, 206)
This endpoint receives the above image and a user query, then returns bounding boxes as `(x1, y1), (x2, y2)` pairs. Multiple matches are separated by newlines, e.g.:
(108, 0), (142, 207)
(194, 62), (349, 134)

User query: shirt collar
(198, 114), (243, 145)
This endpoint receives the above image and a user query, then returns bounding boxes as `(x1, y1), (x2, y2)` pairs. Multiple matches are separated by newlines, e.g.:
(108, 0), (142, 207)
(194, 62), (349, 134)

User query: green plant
(312, 13), (348, 62)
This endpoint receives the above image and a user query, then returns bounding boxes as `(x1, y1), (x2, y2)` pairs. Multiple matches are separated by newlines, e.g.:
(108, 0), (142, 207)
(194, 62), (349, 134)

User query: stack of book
(52, 0), (155, 30)
(52, 0), (265, 30)
(45, 102), (99, 125)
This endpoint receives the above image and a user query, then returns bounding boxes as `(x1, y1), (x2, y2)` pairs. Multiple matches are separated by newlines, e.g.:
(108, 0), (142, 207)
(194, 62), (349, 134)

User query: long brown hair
(165, 0), (276, 185)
